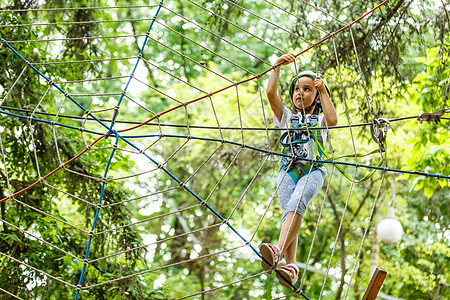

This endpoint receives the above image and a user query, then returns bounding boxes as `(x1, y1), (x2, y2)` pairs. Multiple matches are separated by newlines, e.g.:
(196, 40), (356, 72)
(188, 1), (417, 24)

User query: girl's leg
(283, 224), (299, 265)
(276, 212), (302, 263)
(277, 169), (325, 261)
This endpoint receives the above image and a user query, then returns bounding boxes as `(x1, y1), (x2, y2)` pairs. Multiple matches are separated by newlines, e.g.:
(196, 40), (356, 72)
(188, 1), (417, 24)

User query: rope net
(0, 1), (448, 299)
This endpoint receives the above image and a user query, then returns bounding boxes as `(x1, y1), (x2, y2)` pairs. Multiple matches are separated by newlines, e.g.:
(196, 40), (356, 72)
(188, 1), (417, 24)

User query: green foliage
(0, 0), (449, 299)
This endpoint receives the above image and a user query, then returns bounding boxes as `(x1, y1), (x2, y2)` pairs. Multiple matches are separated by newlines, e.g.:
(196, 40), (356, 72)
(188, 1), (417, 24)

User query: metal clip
(370, 118), (390, 152)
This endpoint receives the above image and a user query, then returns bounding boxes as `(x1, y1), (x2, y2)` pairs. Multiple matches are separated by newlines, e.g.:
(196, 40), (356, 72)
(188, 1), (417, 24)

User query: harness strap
(279, 162), (319, 184)
(279, 115), (386, 183)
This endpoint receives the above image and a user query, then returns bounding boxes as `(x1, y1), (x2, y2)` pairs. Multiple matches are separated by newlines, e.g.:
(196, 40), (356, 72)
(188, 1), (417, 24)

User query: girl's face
(293, 77), (318, 111)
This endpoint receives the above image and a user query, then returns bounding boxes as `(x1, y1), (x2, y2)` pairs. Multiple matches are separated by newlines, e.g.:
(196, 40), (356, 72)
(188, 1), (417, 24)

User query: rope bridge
(0, 1), (448, 299)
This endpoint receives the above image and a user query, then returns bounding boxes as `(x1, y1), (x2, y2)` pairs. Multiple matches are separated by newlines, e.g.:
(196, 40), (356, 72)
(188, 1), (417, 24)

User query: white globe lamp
(377, 207), (403, 243)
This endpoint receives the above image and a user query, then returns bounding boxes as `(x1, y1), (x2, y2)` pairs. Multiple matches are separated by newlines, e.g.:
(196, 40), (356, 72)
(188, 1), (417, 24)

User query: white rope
(0, 287), (23, 300)
(0, 1), (404, 299)
(0, 5), (159, 13)
(343, 172), (386, 300)
(0, 66), (27, 106)
(0, 218), (82, 261)
(0, 251), (76, 288)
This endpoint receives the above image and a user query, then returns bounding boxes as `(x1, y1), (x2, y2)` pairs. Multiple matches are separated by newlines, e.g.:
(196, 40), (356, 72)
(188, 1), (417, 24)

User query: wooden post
(362, 267), (387, 300)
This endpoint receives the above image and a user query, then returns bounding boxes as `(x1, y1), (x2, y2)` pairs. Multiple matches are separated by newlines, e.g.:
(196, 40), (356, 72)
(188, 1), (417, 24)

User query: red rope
(0, 0), (389, 203)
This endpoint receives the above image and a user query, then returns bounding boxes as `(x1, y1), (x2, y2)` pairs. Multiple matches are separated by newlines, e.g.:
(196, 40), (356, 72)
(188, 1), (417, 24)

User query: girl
(260, 53), (337, 288)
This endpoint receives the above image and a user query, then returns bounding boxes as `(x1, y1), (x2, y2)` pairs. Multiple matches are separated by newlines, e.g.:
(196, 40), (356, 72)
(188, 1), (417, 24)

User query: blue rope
(0, 110), (106, 136)
(1, 39), (111, 131)
(3, 105), (443, 296)
(117, 134), (309, 295)
(75, 133), (119, 300)
(105, 1), (164, 138)
(120, 133), (450, 180)
(2, 109), (448, 181)
(1, 6), (445, 295)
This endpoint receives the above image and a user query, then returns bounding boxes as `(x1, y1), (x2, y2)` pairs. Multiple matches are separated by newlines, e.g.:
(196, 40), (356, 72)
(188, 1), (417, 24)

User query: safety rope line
(103, 165), (161, 183)
(226, 155), (269, 221)
(203, 146), (244, 203)
(8, 197), (90, 234)
(138, 56), (209, 94)
(319, 167), (359, 299)
(174, 272), (266, 300)
(144, 35), (235, 83)
(123, 92), (162, 115)
(41, 181), (96, 207)
(235, 86), (246, 143)
(51, 89), (72, 176)
(298, 0), (347, 26)
(127, 75), (184, 104)
(349, 27), (387, 164)
(56, 76), (130, 84)
(0, 115), (14, 200)
(174, 143), (225, 198)
(1, 111), (448, 192)
(69, 92), (123, 97)
(93, 201), (202, 237)
(32, 58), (136, 66)
(249, 154), (286, 244)
(2, 105), (447, 131)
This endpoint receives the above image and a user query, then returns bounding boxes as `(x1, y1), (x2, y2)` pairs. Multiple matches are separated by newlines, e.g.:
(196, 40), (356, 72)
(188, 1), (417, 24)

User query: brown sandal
(259, 243), (281, 275)
(276, 263), (299, 289)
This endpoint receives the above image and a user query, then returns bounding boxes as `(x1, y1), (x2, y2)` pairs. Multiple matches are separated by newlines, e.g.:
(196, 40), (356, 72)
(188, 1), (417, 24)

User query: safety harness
(279, 114), (324, 184)
(280, 115), (388, 184)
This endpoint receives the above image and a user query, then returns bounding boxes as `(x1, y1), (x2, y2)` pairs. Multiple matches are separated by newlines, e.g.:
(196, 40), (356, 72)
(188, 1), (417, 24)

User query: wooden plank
(362, 267), (387, 300)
